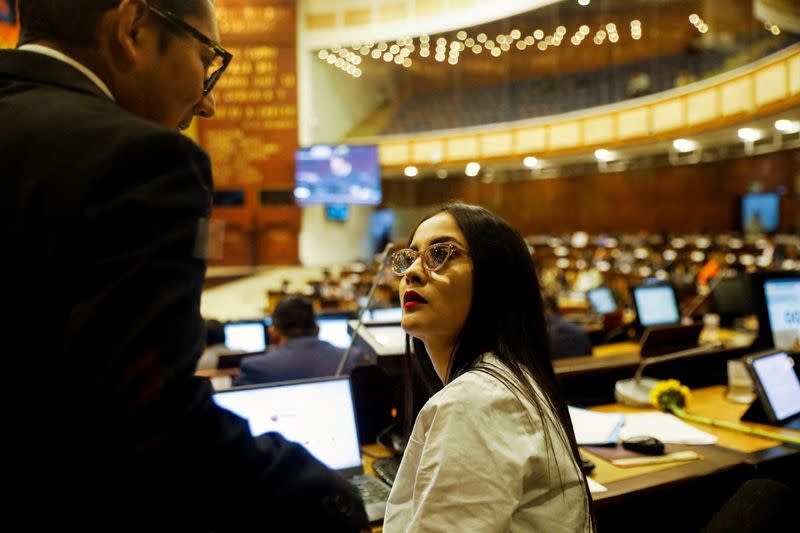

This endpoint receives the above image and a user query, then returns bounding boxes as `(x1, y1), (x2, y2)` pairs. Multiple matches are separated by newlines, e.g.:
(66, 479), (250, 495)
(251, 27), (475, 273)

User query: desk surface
(586, 384), (799, 503)
(363, 384), (796, 530)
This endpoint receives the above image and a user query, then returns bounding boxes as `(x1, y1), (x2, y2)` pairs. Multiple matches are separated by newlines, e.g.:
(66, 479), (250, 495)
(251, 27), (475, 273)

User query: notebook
(212, 376), (391, 522)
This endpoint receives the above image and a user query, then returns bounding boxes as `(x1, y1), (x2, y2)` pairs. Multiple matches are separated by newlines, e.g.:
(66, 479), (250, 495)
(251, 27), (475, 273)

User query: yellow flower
(650, 379), (692, 411)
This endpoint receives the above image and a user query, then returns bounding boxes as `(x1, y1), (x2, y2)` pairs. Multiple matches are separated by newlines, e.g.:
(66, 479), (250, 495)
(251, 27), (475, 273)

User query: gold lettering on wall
(198, 0), (297, 188)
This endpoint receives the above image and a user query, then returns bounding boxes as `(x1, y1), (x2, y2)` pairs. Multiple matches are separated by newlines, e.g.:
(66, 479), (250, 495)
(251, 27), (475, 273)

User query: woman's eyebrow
(409, 236), (460, 251)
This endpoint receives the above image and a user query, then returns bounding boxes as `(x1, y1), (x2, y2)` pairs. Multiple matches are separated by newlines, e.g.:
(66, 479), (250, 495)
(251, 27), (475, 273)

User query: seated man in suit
(234, 296), (358, 385)
(544, 294), (594, 358)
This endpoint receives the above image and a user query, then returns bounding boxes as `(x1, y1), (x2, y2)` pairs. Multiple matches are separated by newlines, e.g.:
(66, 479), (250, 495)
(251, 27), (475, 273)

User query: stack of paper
(568, 407), (625, 446)
(618, 412), (718, 445)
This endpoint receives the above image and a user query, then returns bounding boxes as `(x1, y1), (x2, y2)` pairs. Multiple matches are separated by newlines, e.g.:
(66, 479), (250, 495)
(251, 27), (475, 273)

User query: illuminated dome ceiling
(311, 0), (797, 88)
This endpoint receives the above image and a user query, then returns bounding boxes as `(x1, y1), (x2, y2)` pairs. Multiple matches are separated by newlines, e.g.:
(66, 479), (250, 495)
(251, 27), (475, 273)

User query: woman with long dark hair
(382, 202), (594, 532)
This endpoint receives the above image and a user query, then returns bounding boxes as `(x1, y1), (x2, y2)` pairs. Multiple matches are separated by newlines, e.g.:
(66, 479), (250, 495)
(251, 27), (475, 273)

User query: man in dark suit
(1, 1), (367, 531)
(235, 296), (357, 386)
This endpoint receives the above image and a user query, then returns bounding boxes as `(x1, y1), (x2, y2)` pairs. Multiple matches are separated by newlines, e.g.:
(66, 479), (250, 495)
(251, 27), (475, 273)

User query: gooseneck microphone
(335, 243), (395, 376)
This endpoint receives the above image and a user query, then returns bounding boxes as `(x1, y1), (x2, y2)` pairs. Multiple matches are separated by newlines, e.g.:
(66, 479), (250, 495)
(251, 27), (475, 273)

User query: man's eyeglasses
(390, 242), (468, 276)
(148, 4), (233, 95)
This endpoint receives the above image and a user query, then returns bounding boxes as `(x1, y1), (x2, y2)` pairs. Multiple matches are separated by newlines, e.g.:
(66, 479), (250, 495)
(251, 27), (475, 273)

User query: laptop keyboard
(350, 474), (391, 504)
(371, 456), (401, 487)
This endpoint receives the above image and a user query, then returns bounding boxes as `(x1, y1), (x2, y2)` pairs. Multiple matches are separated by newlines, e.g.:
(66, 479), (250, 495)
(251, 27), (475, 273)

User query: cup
(726, 359), (755, 403)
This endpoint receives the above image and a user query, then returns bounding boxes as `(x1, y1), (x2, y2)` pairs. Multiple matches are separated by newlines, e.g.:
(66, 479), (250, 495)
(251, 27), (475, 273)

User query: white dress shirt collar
(17, 44), (115, 101)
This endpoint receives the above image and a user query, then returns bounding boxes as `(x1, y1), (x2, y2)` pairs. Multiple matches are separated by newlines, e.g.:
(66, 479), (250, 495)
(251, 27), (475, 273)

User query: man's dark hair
(272, 297), (318, 338)
(17, 0), (212, 47)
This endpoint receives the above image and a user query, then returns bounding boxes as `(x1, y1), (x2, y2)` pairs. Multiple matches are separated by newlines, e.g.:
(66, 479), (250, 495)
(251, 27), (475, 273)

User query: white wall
(299, 205), (375, 266)
(306, 56), (387, 144)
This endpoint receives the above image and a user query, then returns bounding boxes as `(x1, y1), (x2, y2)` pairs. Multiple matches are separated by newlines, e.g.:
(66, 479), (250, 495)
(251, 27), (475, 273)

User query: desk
(585, 385), (799, 531)
(554, 329), (756, 405)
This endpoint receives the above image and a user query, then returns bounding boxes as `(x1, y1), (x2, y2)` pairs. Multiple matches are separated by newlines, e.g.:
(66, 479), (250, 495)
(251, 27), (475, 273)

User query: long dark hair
(404, 202), (595, 526)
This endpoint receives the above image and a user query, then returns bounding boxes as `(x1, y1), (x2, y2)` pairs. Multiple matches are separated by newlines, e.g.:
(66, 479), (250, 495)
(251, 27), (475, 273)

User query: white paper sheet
(618, 412), (718, 445)
(568, 406), (625, 445)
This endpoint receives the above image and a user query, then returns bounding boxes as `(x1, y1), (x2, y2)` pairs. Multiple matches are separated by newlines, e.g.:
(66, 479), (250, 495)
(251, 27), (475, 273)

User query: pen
(612, 450), (699, 467)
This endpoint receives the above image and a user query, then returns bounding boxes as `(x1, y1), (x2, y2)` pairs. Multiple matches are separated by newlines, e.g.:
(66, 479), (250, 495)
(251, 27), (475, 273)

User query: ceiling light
(511, 29), (522, 40)
(465, 162), (481, 177)
(490, 47), (501, 56)
(775, 119), (800, 133)
(457, 31), (467, 41)
(404, 166), (418, 177)
(477, 33), (487, 43)
(737, 128), (763, 142)
(523, 156), (538, 168)
(318, 50), (328, 60)
(436, 169), (448, 179)
(689, 14), (699, 24)
(578, 0), (590, 5)
(672, 138), (698, 152)
(534, 29), (544, 39)
(771, 25), (781, 35)
(594, 149), (616, 161)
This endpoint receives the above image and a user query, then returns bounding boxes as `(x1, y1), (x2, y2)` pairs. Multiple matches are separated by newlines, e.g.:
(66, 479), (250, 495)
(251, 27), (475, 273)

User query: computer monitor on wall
(741, 193), (780, 234)
(294, 145), (381, 206)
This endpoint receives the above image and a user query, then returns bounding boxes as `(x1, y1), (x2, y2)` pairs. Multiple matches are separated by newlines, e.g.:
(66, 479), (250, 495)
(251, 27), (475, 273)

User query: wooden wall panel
(199, 0), (299, 266)
(383, 150), (800, 235)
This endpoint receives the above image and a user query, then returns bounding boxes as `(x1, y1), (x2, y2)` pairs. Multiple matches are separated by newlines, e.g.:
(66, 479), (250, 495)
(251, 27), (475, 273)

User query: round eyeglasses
(390, 242), (468, 276)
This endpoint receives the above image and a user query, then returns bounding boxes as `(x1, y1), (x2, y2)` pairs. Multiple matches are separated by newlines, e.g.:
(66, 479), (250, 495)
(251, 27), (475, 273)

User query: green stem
(669, 405), (800, 445)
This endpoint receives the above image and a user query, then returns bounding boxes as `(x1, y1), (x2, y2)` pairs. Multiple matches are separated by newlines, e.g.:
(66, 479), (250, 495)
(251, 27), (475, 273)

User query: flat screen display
(764, 278), (800, 350)
(317, 317), (351, 349)
(294, 145), (381, 206)
(224, 322), (267, 352)
(742, 193), (780, 233)
(633, 285), (681, 327)
(750, 351), (800, 422)
(213, 378), (362, 471)
(587, 287), (617, 314)
(325, 203), (350, 222)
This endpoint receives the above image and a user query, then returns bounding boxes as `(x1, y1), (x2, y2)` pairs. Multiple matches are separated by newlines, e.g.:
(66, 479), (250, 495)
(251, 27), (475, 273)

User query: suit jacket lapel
(0, 49), (110, 101)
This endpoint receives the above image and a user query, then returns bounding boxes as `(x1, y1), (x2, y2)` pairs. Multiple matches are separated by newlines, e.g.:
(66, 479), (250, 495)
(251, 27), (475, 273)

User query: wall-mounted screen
(294, 145), (381, 206)
(742, 193), (780, 233)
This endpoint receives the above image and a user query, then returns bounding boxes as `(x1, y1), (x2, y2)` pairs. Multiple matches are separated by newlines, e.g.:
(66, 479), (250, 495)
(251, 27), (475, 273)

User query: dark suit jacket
(234, 336), (356, 386)
(548, 313), (594, 358)
(1, 49), (367, 532)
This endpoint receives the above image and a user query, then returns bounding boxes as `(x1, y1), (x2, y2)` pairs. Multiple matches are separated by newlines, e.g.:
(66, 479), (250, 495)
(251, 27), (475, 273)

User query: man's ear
(268, 325), (283, 346)
(114, 0), (151, 62)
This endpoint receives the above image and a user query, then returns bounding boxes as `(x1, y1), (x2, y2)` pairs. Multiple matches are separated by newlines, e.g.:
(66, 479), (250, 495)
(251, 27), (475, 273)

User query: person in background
(234, 296), (360, 385)
(2, 1), (366, 530)
(544, 294), (594, 358)
(383, 203), (594, 532)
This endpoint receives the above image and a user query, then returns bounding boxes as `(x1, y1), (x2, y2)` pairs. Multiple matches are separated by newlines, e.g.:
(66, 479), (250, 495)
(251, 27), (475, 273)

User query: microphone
(335, 243), (395, 376)
(614, 342), (724, 406)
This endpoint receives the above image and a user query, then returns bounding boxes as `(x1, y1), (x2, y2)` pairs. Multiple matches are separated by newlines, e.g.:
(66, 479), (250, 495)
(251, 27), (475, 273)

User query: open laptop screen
(364, 307), (402, 324)
(224, 321), (267, 352)
(213, 378), (363, 472)
(633, 285), (680, 327)
(317, 316), (351, 349)
(763, 278), (800, 350)
(587, 287), (617, 314)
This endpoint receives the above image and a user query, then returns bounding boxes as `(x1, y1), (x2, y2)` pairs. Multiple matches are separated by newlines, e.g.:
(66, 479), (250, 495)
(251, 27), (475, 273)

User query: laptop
(212, 376), (391, 522)
(631, 284), (681, 330)
(587, 287), (618, 315)
(317, 315), (353, 349)
(743, 350), (800, 430)
(223, 320), (269, 353)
